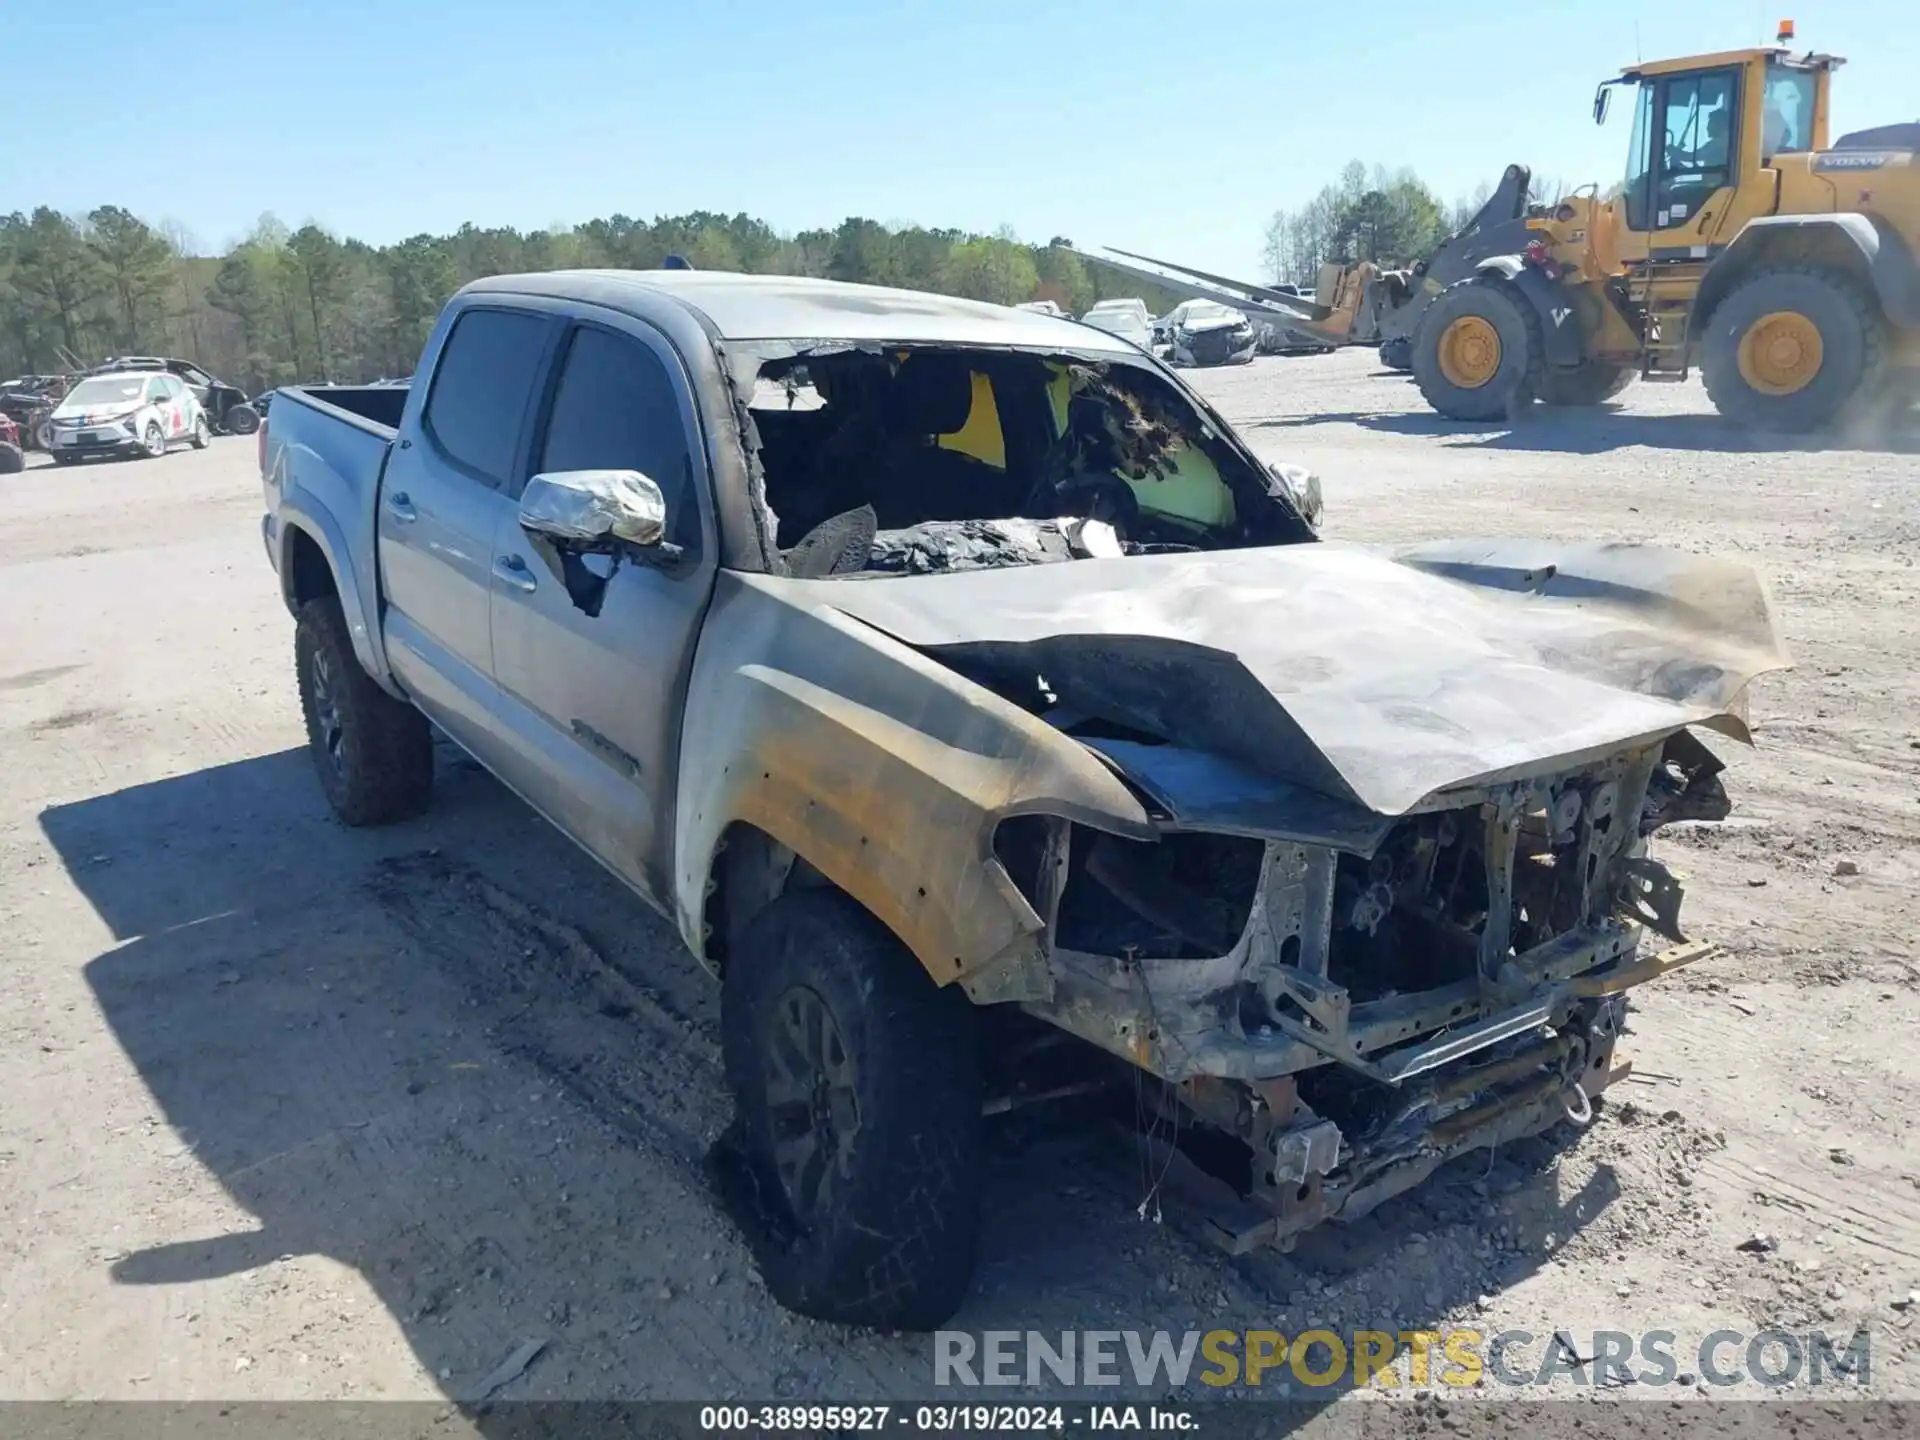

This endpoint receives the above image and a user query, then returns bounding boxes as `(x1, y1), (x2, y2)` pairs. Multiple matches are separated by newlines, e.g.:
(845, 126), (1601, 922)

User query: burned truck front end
(786, 533), (1785, 1255)
(1003, 731), (1725, 1251)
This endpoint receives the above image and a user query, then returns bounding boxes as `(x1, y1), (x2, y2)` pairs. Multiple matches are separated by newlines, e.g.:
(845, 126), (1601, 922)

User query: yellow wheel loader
(1080, 25), (1920, 434)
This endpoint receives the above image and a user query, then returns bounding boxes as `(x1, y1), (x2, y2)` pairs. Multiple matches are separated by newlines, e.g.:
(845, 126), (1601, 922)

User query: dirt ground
(2, 351), (1917, 1417)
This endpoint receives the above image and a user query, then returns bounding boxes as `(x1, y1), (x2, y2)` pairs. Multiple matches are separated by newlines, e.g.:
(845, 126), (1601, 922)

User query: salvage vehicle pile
(259, 270), (1789, 1330)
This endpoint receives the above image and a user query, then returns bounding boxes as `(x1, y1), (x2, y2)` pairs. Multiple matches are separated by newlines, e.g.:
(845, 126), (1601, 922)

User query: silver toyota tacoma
(259, 269), (1787, 1330)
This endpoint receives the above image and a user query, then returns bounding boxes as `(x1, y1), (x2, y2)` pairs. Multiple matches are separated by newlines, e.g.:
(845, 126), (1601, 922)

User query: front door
(377, 304), (555, 761)
(487, 317), (717, 906)
(1622, 66), (1743, 253)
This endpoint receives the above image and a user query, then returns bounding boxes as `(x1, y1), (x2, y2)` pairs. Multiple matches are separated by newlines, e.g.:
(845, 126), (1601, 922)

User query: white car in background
(43, 370), (210, 465)
(1078, 297), (1154, 351)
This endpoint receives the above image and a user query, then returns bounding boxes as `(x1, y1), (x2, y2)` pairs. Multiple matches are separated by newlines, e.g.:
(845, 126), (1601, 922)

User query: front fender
(1477, 258), (1588, 369)
(674, 572), (1153, 990)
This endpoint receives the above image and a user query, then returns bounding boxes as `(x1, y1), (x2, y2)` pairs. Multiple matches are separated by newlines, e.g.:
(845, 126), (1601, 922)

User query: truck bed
(279, 384), (410, 433)
(261, 385), (409, 683)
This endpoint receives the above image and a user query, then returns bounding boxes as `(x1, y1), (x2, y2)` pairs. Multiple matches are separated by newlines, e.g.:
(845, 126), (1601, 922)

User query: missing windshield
(740, 345), (1313, 578)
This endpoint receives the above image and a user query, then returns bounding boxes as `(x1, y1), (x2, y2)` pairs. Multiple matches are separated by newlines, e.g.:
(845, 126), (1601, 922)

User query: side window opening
(421, 307), (550, 490)
(1655, 70), (1737, 225)
(745, 347), (1305, 577)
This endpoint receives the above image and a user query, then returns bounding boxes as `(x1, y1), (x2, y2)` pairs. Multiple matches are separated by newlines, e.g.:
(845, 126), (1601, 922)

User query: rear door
(143, 377), (173, 439)
(377, 303), (558, 763)
(161, 376), (191, 437)
(486, 315), (717, 905)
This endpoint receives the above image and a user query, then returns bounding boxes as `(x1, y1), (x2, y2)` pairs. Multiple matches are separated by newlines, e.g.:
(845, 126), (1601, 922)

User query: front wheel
(722, 891), (983, 1330)
(294, 597), (433, 825)
(1700, 265), (1884, 433)
(1411, 277), (1542, 420)
(140, 421), (166, 459)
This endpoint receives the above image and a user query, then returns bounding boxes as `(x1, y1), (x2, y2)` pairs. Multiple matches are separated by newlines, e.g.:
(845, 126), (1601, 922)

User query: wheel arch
(1694, 215), (1919, 340)
(274, 512), (395, 693)
(1472, 258), (1589, 369)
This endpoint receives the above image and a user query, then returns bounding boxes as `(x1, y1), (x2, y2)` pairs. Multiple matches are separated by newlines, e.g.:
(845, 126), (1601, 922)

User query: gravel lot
(2, 349), (1917, 1417)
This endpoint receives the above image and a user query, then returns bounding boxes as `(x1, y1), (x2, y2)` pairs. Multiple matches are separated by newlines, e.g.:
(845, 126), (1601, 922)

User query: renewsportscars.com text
(933, 1328), (1872, 1391)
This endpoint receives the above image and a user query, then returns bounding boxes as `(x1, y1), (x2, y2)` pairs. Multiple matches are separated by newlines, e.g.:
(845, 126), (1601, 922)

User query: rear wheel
(1701, 265), (1884, 433)
(294, 596), (433, 825)
(225, 402), (260, 436)
(189, 415), (210, 449)
(722, 890), (982, 1330)
(1412, 277), (1542, 420)
(1540, 362), (1633, 407)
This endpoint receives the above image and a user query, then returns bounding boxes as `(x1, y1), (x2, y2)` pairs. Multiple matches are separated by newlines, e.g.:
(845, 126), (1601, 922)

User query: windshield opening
(1763, 61), (1818, 156)
(743, 345), (1311, 577)
(66, 377), (145, 406)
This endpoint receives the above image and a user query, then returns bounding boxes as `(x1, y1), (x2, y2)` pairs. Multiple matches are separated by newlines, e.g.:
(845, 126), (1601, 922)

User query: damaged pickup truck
(259, 270), (1788, 1331)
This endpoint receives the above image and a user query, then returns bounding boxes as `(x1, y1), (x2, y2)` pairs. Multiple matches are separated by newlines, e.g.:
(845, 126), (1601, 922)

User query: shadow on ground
(44, 747), (1619, 1407)
(1252, 404), (1920, 456)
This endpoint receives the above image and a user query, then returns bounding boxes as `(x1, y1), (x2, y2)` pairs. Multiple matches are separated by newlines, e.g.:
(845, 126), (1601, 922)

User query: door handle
(384, 491), (417, 523)
(492, 553), (537, 593)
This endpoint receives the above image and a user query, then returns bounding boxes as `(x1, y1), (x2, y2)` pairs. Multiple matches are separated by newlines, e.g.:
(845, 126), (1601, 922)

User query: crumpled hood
(1176, 313), (1248, 335)
(785, 539), (1790, 817)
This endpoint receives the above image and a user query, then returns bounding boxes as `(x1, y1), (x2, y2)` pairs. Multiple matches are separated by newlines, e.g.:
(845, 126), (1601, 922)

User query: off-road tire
(140, 421), (166, 459)
(0, 441), (21, 474)
(1540, 362), (1634, 407)
(1700, 264), (1885, 433)
(189, 415), (210, 449)
(722, 890), (982, 1330)
(1411, 276), (1543, 420)
(294, 596), (432, 826)
(225, 403), (260, 436)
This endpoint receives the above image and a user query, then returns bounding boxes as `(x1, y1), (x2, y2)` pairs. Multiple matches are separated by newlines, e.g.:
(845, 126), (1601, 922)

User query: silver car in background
(1077, 298), (1155, 352)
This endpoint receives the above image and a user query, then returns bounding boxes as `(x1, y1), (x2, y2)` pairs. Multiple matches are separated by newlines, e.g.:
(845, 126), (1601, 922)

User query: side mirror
(519, 469), (670, 554)
(1593, 85), (1612, 126)
(1267, 461), (1324, 530)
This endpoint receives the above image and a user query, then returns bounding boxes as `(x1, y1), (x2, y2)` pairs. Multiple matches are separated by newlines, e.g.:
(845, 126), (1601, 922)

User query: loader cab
(1594, 46), (1840, 259)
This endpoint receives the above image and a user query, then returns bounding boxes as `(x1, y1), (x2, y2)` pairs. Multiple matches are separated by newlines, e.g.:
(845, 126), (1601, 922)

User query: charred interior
(741, 345), (1313, 578)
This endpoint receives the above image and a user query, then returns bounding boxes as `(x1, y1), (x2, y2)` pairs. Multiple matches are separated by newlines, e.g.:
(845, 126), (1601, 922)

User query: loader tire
(295, 596), (433, 826)
(1700, 265), (1884, 433)
(1412, 277), (1542, 420)
(722, 890), (982, 1330)
(1541, 363), (1634, 407)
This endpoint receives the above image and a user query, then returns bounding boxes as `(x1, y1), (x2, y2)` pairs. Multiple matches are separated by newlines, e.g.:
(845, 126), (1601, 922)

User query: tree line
(1262, 163), (1566, 286)
(1, 160), (1553, 391)
(0, 208), (1187, 393)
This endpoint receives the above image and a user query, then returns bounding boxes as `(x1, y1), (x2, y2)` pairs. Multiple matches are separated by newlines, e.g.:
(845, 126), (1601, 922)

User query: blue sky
(3, 0), (1911, 276)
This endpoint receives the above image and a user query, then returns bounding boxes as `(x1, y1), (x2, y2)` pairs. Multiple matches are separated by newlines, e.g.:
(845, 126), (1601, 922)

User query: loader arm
(1067, 247), (1368, 346)
(1074, 163), (1542, 354)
